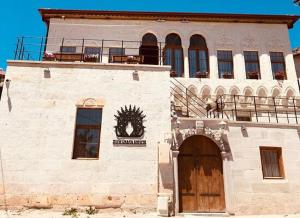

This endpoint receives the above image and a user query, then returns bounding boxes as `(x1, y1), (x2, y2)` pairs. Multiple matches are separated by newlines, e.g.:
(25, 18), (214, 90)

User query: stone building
(0, 9), (300, 216)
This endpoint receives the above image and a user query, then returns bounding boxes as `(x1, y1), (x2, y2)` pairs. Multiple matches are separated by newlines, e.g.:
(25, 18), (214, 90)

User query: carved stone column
(172, 150), (180, 214)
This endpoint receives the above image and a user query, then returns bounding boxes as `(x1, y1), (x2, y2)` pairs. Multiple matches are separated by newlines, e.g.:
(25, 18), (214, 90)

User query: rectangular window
(60, 46), (76, 53)
(217, 50), (234, 79)
(270, 52), (286, 80)
(72, 108), (102, 159)
(188, 49), (208, 78)
(84, 47), (101, 62)
(109, 48), (125, 63)
(244, 51), (260, 79)
(260, 147), (284, 179)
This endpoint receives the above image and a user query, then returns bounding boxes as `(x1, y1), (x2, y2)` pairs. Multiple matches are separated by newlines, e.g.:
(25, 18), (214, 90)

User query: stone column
(182, 42), (190, 78)
(172, 150), (180, 214)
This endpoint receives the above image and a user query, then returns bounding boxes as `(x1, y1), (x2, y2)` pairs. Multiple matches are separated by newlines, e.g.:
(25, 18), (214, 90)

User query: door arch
(178, 135), (225, 213)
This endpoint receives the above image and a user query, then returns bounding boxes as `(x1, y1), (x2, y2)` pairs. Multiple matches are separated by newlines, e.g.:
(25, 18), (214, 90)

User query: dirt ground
(0, 209), (300, 218)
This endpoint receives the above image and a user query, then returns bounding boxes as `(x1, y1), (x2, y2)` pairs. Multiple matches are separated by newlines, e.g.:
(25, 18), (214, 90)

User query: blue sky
(0, 0), (300, 69)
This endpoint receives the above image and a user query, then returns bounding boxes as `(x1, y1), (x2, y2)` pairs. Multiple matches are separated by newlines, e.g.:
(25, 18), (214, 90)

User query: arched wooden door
(178, 135), (225, 213)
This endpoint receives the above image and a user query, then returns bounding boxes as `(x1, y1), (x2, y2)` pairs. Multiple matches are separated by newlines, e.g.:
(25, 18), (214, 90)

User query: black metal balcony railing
(14, 36), (169, 66)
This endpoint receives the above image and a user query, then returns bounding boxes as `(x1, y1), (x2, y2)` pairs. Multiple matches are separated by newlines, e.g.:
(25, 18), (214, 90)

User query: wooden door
(178, 136), (225, 213)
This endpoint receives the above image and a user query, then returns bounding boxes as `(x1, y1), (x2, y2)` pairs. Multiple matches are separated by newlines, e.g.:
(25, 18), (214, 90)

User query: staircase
(170, 78), (208, 118)
(170, 78), (300, 124)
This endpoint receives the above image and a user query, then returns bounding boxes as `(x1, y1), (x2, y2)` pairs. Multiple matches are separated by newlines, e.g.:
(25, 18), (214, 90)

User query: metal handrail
(170, 81), (207, 117)
(171, 86), (206, 118)
(14, 36), (168, 63)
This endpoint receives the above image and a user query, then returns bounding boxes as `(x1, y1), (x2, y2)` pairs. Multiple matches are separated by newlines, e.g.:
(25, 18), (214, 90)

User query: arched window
(164, 33), (184, 77)
(139, 33), (159, 65)
(189, 35), (209, 78)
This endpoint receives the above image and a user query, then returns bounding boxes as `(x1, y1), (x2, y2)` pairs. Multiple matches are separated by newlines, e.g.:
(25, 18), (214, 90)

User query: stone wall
(45, 18), (298, 96)
(0, 61), (171, 210)
(174, 119), (300, 215)
(227, 123), (300, 214)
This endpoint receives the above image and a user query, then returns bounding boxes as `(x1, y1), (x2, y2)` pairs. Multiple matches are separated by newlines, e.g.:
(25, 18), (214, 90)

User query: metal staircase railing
(170, 78), (300, 124)
(170, 78), (208, 118)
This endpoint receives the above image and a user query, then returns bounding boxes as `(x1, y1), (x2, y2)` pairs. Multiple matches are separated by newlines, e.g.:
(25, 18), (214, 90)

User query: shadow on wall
(5, 79), (12, 112)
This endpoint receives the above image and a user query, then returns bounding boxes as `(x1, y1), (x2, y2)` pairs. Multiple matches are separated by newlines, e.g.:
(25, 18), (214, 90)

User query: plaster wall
(293, 55), (300, 78)
(172, 119), (300, 215)
(45, 19), (299, 96)
(0, 62), (171, 210)
(227, 124), (300, 214)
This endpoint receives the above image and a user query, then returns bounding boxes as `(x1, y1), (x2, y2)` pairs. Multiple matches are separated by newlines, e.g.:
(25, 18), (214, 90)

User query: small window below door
(72, 108), (102, 159)
(260, 147), (284, 179)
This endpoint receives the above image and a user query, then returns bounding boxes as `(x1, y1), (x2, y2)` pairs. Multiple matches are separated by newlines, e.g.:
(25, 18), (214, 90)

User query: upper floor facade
(13, 9), (300, 101)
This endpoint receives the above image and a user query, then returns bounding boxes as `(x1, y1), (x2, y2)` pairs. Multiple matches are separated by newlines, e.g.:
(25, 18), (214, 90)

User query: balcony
(171, 78), (300, 124)
(14, 36), (168, 66)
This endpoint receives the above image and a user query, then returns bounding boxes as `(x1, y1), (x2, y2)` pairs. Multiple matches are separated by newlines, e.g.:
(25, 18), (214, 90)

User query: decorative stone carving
(76, 98), (105, 108)
(171, 126), (228, 155)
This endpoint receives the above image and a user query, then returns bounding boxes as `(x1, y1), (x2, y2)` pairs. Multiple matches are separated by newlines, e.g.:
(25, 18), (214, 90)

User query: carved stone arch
(256, 86), (268, 96)
(76, 98), (105, 108)
(243, 86), (254, 96)
(241, 87), (254, 106)
(187, 85), (198, 103)
(283, 87), (296, 107)
(284, 86), (296, 97)
(257, 86), (268, 106)
(229, 86), (240, 95)
(187, 85), (198, 95)
(200, 85), (211, 100)
(215, 86), (226, 96)
(271, 86), (282, 97)
(172, 129), (231, 156)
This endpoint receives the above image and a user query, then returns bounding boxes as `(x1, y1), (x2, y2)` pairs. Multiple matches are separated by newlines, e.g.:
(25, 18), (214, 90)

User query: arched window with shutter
(188, 35), (209, 78)
(164, 33), (184, 77)
(139, 33), (159, 65)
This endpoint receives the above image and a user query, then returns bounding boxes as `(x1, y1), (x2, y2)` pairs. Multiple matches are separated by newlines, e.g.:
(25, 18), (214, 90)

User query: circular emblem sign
(114, 105), (146, 138)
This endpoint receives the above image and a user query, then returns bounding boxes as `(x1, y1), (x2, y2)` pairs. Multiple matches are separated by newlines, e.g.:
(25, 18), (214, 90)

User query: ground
(0, 209), (300, 218)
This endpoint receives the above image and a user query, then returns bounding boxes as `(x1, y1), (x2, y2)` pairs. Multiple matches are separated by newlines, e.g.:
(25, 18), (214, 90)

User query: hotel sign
(113, 105), (146, 146)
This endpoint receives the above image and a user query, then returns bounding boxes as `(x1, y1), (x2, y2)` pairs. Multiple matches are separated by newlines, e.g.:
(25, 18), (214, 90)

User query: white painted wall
(227, 124), (300, 215)
(45, 18), (299, 97)
(0, 62), (171, 209)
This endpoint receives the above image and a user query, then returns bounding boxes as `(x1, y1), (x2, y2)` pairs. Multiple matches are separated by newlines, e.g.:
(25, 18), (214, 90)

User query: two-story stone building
(0, 9), (300, 216)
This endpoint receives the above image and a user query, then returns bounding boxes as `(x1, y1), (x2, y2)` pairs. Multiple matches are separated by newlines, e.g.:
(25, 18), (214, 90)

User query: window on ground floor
(72, 108), (102, 159)
(260, 147), (284, 179)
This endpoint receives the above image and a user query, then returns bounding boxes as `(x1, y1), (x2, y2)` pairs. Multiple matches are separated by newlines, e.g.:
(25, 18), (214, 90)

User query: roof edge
(39, 8), (300, 29)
